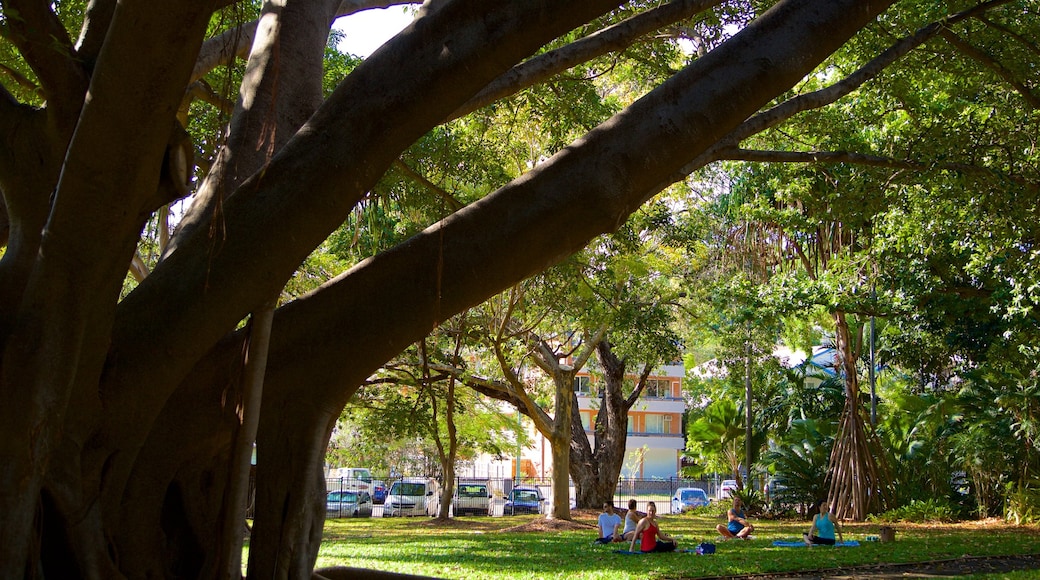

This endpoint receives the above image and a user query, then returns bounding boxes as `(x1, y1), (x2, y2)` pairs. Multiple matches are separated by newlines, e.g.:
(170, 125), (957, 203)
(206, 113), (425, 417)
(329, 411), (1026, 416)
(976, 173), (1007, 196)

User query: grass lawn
(312, 511), (1040, 579)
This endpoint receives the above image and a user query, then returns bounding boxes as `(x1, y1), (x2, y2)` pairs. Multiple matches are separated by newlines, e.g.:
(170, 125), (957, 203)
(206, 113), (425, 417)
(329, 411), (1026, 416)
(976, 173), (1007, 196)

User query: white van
(383, 478), (435, 517)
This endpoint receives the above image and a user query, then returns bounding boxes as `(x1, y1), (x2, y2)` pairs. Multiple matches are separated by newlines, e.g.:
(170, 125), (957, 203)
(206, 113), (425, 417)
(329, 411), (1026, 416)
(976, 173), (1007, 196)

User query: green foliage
(1006, 482), (1040, 525)
(730, 486), (764, 516)
(685, 398), (746, 476)
(763, 419), (834, 513)
(868, 498), (959, 524)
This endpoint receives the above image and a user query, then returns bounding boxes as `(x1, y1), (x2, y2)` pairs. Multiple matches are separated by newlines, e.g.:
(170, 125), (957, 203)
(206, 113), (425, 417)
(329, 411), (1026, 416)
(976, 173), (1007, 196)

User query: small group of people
(596, 495), (843, 551)
(595, 499), (677, 553)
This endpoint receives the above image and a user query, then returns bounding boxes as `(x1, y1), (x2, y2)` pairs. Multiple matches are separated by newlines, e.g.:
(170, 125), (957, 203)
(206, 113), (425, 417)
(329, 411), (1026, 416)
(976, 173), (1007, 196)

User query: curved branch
(448, 0), (724, 120)
(662, 0), (1013, 187)
(939, 27), (1040, 111)
(239, 0), (898, 434)
(721, 147), (1038, 190)
(3, 0), (87, 116)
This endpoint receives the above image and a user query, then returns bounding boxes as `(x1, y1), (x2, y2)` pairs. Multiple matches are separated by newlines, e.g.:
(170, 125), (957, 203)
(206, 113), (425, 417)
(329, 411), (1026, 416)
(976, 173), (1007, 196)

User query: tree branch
(191, 0), (415, 83)
(3, 0), (88, 117)
(447, 0), (724, 120)
(721, 147), (1037, 191)
(623, 362), (654, 408)
(939, 27), (1040, 111)
(75, 0), (117, 68)
(392, 159), (464, 210)
(662, 0), (1013, 187)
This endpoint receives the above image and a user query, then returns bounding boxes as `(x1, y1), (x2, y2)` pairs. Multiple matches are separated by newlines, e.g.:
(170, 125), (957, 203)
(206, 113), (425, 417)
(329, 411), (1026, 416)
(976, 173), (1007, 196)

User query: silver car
(326, 490), (373, 518)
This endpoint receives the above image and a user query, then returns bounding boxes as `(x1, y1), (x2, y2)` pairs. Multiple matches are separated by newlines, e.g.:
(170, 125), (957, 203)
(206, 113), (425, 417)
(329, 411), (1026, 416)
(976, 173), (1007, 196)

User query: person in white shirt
(595, 502), (624, 543)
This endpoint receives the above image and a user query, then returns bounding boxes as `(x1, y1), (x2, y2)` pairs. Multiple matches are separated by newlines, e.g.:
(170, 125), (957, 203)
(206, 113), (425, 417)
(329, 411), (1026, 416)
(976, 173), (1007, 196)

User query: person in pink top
(628, 501), (677, 553)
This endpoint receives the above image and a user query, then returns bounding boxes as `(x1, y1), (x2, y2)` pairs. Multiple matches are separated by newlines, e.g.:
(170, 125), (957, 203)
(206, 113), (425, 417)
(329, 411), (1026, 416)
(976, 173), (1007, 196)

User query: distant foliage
(868, 498), (958, 523)
(1005, 482), (1040, 525)
(730, 486), (764, 516)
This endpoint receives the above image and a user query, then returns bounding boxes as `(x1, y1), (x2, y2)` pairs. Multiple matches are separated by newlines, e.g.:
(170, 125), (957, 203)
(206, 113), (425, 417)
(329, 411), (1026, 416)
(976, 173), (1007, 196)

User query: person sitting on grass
(621, 498), (642, 542)
(803, 499), (843, 546)
(629, 501), (677, 553)
(716, 496), (754, 540)
(595, 502), (624, 544)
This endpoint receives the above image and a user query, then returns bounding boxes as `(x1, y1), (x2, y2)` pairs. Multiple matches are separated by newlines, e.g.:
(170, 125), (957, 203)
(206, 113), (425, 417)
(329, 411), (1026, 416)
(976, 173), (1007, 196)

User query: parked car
(326, 490), (373, 518)
(455, 481), (493, 516)
(503, 486), (545, 515)
(671, 487), (710, 514)
(331, 467), (375, 493)
(718, 479), (738, 500)
(383, 478), (435, 517)
(372, 482), (387, 504)
(425, 480), (492, 517)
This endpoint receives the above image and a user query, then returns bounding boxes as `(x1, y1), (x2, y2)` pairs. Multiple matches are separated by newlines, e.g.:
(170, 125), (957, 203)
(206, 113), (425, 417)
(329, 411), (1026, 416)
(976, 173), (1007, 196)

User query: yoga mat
(772, 539), (860, 547)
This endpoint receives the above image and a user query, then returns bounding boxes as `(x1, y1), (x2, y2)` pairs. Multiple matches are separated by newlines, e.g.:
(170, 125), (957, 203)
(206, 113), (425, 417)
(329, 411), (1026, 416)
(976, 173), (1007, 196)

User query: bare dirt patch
(498, 517), (597, 534)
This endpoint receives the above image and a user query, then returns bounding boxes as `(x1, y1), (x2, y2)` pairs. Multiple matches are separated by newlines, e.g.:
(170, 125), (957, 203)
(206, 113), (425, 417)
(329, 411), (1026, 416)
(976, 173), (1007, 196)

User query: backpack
(696, 542), (716, 554)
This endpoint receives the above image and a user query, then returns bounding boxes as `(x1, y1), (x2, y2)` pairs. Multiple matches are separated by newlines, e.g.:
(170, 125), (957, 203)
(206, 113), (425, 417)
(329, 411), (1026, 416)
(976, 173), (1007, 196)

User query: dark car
(326, 490), (373, 518)
(372, 483), (387, 504)
(503, 486), (544, 515)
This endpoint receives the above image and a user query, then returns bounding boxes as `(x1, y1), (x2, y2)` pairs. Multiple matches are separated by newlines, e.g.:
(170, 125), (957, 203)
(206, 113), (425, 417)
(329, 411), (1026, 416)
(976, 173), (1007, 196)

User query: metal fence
(244, 474), (731, 519)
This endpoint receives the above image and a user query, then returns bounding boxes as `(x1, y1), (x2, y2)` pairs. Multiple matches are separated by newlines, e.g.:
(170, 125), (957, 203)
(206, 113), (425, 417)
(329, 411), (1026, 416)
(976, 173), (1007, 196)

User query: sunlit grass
(311, 512), (1040, 579)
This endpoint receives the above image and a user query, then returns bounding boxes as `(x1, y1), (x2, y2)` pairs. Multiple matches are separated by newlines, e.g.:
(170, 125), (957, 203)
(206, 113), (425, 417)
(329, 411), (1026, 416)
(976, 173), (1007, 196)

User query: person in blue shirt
(716, 496), (754, 540)
(803, 499), (843, 546)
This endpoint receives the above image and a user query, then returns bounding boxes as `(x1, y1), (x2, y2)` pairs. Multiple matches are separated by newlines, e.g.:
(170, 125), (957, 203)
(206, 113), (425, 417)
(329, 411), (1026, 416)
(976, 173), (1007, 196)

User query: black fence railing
(243, 474), (732, 519)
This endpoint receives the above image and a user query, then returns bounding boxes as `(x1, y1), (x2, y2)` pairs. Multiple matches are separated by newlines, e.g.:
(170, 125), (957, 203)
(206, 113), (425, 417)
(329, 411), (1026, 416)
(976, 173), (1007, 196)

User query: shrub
(868, 498), (958, 523)
(1005, 482), (1040, 525)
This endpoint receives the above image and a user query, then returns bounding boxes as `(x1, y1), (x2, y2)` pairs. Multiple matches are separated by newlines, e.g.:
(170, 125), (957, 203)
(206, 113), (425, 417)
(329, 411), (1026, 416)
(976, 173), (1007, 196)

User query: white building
(466, 363), (687, 482)
(574, 363), (687, 479)
(499, 363), (686, 480)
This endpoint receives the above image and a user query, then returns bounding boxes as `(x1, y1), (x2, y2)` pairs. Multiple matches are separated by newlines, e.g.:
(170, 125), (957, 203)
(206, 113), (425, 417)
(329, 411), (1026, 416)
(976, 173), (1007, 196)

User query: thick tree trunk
(0, 0), (899, 576)
(569, 340), (639, 508)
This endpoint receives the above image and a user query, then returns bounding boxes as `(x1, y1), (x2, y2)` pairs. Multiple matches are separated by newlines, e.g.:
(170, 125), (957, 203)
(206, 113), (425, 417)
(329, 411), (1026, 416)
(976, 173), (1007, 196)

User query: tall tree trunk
(826, 309), (892, 520)
(547, 363), (575, 519)
(569, 340), (649, 508)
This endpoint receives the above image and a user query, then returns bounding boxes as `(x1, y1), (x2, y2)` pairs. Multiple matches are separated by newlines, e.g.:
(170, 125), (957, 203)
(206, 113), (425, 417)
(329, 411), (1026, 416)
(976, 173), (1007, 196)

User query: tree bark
(826, 309), (892, 520)
(0, 0), (900, 576)
(569, 340), (650, 508)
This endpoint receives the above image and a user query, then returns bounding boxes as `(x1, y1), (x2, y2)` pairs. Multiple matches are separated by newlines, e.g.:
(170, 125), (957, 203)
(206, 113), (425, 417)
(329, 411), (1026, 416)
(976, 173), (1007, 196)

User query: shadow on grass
(316, 513), (1040, 579)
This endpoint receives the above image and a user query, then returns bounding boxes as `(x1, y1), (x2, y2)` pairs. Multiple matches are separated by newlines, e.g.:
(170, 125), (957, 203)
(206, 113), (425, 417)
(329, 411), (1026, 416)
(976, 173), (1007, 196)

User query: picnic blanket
(612, 550), (645, 555)
(772, 539), (860, 548)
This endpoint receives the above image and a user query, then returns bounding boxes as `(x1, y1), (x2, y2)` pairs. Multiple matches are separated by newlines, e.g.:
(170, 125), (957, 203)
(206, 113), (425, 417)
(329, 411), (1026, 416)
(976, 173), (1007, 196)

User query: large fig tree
(8, 0), (1007, 576)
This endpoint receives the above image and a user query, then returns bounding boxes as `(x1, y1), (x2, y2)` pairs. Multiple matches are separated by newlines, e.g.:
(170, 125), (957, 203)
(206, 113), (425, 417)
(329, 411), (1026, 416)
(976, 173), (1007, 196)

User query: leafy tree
(1, 0), (1030, 576)
(764, 419), (835, 514)
(684, 398), (767, 486)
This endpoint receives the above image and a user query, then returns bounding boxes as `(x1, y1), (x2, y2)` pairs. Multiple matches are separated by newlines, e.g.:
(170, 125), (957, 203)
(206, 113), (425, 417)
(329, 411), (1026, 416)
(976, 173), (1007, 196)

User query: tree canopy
(1, 0), (1035, 577)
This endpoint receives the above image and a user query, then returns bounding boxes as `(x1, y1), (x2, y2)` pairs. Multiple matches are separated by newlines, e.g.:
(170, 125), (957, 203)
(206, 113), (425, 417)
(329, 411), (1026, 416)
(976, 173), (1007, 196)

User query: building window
(663, 414), (673, 434)
(581, 412), (591, 430)
(627, 416), (634, 434)
(646, 414), (664, 434)
(574, 375), (591, 394)
(645, 379), (670, 398)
